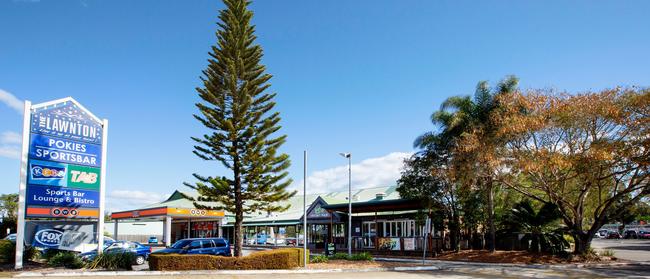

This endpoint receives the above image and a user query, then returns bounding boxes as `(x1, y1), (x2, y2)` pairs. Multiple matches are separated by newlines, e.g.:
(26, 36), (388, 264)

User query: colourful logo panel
(67, 164), (100, 190)
(28, 160), (67, 187)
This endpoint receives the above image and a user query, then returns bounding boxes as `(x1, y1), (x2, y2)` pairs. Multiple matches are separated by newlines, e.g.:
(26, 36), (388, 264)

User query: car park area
(591, 238), (650, 263)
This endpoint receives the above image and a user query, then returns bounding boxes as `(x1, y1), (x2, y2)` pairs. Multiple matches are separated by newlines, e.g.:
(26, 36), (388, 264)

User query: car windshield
(171, 240), (191, 249)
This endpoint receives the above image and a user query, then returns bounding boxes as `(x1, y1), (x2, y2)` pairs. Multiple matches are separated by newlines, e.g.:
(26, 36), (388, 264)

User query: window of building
(381, 220), (417, 237)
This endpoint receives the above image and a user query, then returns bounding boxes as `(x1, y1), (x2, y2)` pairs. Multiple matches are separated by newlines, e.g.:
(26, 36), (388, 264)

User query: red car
(639, 231), (650, 239)
(606, 231), (621, 239)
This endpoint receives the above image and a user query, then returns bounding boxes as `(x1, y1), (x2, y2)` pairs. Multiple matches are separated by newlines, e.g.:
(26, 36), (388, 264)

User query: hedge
(149, 248), (309, 271)
(0, 240), (37, 264)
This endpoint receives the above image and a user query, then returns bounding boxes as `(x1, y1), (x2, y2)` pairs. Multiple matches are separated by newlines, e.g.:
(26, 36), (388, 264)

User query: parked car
(284, 237), (305, 246)
(148, 236), (159, 244)
(153, 238), (231, 256)
(80, 241), (151, 265)
(596, 230), (608, 238)
(3, 233), (16, 243)
(638, 231), (650, 239)
(624, 230), (638, 239)
(256, 233), (268, 245)
(606, 231), (621, 239)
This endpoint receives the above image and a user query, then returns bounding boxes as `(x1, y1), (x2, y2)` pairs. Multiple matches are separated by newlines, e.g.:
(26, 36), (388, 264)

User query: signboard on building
(307, 203), (330, 218)
(15, 97), (108, 269)
(403, 238), (415, 251)
(378, 237), (401, 251)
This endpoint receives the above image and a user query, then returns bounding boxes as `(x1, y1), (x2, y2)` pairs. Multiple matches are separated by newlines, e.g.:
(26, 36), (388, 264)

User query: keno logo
(31, 164), (66, 179)
(34, 229), (63, 247)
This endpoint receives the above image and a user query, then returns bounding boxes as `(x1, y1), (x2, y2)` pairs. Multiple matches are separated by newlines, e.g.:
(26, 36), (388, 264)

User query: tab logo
(34, 229), (63, 247)
(70, 170), (97, 184)
(66, 165), (101, 190)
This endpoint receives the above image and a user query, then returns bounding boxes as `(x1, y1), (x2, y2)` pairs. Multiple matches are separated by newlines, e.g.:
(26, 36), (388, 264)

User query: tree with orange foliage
(495, 87), (650, 254)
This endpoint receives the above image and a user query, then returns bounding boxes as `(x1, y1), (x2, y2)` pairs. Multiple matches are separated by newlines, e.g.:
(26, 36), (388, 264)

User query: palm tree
(415, 75), (519, 252)
(502, 200), (569, 254)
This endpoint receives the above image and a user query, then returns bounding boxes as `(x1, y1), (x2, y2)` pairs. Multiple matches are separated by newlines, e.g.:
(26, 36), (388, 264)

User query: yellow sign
(166, 207), (224, 217)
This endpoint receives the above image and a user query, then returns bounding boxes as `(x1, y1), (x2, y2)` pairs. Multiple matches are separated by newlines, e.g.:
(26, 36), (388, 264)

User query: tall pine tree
(185, 0), (295, 257)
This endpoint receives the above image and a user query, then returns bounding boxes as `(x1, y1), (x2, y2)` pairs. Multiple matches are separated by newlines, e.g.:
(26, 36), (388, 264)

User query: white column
(165, 216), (172, 247)
(113, 220), (118, 240)
(97, 119), (109, 254)
(162, 219), (167, 243)
(14, 100), (31, 270)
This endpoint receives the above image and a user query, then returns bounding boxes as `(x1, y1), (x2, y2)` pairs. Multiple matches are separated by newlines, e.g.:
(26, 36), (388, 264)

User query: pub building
(111, 186), (442, 255)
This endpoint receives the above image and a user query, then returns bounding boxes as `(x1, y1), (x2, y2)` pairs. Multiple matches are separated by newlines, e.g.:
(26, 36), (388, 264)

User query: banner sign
(29, 134), (101, 167)
(403, 238), (415, 251)
(23, 98), (105, 219)
(26, 221), (97, 252)
(26, 186), (99, 208)
(30, 102), (103, 144)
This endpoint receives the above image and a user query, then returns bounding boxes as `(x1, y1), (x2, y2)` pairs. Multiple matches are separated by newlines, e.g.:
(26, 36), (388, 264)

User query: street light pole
(340, 152), (352, 256)
(303, 150), (308, 267)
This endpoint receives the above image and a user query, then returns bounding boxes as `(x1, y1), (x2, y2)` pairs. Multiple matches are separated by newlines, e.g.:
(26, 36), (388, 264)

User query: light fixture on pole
(339, 152), (352, 256)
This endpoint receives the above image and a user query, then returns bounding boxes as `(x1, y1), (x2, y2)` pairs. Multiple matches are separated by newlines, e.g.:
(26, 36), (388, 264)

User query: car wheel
(135, 255), (145, 265)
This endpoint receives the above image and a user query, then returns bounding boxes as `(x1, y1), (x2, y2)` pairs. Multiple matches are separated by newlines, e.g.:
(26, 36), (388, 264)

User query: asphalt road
(591, 238), (650, 262)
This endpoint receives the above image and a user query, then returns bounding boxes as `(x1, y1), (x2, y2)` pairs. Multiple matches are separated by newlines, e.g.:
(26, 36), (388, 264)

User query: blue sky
(1, 0), (649, 212)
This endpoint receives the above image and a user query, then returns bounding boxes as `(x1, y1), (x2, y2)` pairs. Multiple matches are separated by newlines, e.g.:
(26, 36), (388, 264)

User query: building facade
(111, 186), (442, 255)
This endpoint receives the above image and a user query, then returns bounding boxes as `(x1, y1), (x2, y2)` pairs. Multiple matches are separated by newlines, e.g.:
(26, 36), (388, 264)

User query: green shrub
(86, 252), (136, 270)
(330, 253), (349, 260)
(40, 249), (63, 261)
(310, 255), (328, 263)
(48, 251), (84, 269)
(149, 248), (308, 271)
(563, 234), (575, 244)
(348, 252), (373, 261)
(0, 240), (14, 264)
(0, 240), (37, 264)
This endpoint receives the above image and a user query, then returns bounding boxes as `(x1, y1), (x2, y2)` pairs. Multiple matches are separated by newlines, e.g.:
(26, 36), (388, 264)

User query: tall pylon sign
(14, 97), (108, 269)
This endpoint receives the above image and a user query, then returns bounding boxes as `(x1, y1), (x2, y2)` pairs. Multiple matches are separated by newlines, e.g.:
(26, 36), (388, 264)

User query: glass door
(362, 222), (376, 248)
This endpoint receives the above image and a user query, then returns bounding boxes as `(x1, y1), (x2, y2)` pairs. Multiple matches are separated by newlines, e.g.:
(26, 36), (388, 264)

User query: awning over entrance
(111, 206), (225, 220)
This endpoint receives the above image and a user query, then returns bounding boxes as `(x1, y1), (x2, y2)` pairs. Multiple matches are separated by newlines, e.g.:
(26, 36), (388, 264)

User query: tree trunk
(234, 208), (243, 257)
(487, 177), (496, 252)
(573, 232), (593, 255)
(233, 144), (243, 257)
(453, 213), (461, 252)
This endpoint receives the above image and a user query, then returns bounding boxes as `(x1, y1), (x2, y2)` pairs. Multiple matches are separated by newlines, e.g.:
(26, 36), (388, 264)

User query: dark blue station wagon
(153, 238), (231, 256)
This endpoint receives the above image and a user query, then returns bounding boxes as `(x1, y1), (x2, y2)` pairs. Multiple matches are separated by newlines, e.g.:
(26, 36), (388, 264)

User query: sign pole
(303, 150), (307, 267)
(97, 119), (108, 254)
(422, 217), (430, 264)
(15, 100), (31, 270)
